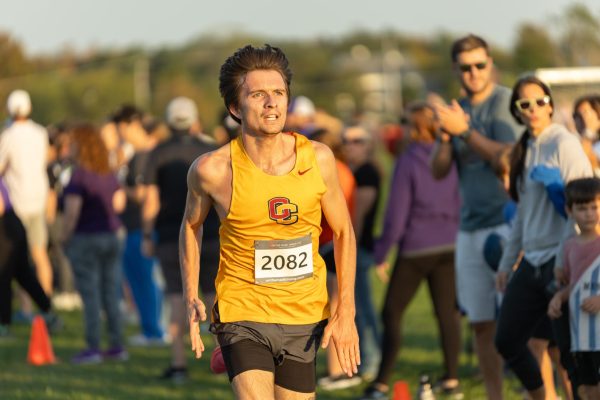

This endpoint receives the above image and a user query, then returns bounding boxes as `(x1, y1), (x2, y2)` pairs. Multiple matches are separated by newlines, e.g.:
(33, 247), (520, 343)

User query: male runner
(179, 44), (359, 399)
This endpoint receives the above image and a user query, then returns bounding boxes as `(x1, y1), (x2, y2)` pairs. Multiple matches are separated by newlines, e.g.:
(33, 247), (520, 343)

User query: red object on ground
(210, 345), (226, 374)
(393, 380), (412, 400)
(27, 316), (56, 366)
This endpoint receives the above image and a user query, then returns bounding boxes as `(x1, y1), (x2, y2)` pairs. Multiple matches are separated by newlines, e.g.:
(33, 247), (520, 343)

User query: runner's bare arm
(314, 142), (360, 377)
(179, 154), (215, 359)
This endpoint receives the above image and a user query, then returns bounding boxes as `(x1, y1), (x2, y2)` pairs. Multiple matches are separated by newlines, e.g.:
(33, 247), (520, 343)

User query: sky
(1, 0), (598, 56)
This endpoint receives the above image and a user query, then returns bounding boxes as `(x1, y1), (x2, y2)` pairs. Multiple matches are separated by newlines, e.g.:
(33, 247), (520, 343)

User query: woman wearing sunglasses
(494, 75), (592, 400)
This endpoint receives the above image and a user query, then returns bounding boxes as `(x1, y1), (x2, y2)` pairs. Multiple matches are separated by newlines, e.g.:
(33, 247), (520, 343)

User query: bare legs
(472, 320), (504, 400)
(233, 370), (315, 400)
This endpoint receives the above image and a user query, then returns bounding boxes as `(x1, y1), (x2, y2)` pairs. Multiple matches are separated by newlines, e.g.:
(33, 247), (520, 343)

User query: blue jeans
(355, 247), (381, 375)
(122, 230), (163, 338)
(67, 232), (123, 349)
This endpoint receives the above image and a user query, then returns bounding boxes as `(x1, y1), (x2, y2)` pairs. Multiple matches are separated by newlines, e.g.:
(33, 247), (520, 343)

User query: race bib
(254, 234), (313, 284)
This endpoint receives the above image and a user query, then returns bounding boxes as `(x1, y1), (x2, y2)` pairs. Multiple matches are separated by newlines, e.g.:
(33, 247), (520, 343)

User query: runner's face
(455, 48), (492, 96)
(231, 70), (288, 136)
(570, 198), (600, 235)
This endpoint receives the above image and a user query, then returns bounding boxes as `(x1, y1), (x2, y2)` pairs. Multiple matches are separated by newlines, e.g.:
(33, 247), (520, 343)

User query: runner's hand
(321, 310), (360, 377)
(187, 297), (207, 358)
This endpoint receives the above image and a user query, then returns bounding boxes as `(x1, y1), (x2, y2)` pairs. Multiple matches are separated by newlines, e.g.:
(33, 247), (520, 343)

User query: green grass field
(0, 276), (555, 399)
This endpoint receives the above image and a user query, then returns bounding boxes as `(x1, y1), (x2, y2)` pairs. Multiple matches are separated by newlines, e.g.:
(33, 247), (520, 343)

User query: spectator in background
(361, 103), (462, 400)
(379, 122), (406, 157)
(493, 135), (574, 400)
(180, 105), (215, 145)
(113, 105), (167, 346)
(0, 176), (61, 337)
(0, 90), (53, 299)
(141, 97), (219, 382)
(46, 123), (80, 311)
(340, 125), (382, 381)
(212, 109), (240, 145)
(61, 123), (127, 364)
(573, 95), (600, 171)
(548, 178), (600, 400)
(100, 116), (128, 176)
(430, 34), (522, 400)
(285, 95), (316, 136)
(494, 75), (592, 400)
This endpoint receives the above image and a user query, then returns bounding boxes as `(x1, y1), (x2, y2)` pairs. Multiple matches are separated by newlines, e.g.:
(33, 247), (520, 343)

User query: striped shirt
(570, 253), (600, 351)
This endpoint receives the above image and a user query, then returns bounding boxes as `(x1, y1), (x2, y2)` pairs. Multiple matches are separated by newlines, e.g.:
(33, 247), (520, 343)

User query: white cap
(7, 90), (31, 118)
(289, 96), (315, 117)
(166, 96), (198, 130)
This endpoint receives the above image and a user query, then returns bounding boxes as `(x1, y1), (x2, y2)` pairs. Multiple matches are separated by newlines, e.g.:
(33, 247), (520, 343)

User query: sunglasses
(515, 95), (551, 112)
(342, 138), (368, 145)
(458, 61), (487, 73)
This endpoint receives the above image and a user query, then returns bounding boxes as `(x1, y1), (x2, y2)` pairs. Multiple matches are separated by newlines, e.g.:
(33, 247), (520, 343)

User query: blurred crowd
(1, 33), (600, 400)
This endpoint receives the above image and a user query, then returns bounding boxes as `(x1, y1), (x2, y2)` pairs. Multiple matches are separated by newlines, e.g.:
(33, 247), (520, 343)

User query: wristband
(459, 129), (472, 141)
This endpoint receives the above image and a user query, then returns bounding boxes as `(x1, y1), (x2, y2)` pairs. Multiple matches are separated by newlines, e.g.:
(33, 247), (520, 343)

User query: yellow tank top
(215, 133), (329, 324)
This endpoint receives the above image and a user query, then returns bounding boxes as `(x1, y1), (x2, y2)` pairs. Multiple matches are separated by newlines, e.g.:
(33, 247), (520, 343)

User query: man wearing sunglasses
(430, 34), (521, 400)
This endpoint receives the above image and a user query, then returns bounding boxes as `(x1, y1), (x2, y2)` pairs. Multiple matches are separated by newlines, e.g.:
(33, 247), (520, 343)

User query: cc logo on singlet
(268, 197), (299, 225)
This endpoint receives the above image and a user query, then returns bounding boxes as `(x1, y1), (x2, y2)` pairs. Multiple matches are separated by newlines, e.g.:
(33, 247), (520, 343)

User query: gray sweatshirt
(498, 123), (593, 272)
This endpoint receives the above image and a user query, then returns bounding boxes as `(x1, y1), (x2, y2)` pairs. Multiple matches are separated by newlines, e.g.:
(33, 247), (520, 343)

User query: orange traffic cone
(393, 380), (412, 400)
(27, 316), (56, 366)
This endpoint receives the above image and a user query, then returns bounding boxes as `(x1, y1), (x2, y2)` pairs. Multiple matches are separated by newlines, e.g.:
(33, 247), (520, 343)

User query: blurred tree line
(0, 3), (598, 131)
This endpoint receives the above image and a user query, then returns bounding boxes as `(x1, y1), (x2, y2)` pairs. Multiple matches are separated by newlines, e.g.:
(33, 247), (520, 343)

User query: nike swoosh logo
(298, 167), (312, 175)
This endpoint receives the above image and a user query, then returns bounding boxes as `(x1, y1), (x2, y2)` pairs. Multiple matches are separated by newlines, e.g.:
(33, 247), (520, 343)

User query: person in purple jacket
(61, 123), (127, 364)
(360, 103), (462, 400)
